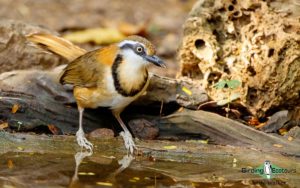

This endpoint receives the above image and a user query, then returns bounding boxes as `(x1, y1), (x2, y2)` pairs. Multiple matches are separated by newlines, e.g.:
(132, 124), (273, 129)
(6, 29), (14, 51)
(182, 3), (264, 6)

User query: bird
(27, 33), (165, 154)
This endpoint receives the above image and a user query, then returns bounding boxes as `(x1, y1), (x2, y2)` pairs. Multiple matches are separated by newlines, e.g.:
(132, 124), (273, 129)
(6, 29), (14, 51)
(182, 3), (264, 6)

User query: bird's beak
(144, 55), (166, 68)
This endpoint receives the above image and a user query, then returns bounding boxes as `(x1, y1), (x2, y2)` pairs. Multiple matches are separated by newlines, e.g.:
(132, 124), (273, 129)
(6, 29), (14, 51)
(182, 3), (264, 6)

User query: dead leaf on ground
(279, 128), (287, 135)
(246, 116), (260, 126)
(163, 145), (177, 150)
(48, 124), (60, 135)
(11, 104), (20, 113)
(182, 86), (192, 96)
(255, 122), (266, 129)
(273, 144), (283, 148)
(63, 28), (125, 45)
(7, 159), (14, 169)
(96, 182), (113, 187)
(0, 122), (8, 130)
(118, 22), (148, 36)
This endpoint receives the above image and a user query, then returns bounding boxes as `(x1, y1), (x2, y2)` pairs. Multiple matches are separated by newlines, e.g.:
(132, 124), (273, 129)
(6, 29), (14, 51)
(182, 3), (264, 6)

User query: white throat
(115, 49), (148, 93)
(120, 49), (148, 73)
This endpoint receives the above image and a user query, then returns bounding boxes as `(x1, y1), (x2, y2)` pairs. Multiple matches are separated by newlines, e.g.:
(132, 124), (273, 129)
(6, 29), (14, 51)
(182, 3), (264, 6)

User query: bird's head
(117, 35), (165, 68)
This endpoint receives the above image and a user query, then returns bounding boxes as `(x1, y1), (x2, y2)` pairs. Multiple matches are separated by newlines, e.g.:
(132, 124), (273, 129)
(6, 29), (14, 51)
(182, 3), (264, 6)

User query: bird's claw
(76, 130), (93, 152)
(120, 131), (136, 154)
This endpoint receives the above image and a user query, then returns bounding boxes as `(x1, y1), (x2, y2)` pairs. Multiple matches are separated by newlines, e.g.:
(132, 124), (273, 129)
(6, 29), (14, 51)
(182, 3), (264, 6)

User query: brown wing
(60, 44), (118, 87)
(60, 51), (105, 87)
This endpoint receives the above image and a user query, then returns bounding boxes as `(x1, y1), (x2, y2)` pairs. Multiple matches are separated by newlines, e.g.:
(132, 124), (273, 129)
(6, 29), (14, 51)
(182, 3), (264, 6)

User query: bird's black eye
(135, 46), (144, 54)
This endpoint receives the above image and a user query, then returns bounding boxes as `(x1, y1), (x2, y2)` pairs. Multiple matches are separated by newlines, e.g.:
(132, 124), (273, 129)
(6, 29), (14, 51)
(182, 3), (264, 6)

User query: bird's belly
(73, 87), (136, 109)
(73, 73), (149, 110)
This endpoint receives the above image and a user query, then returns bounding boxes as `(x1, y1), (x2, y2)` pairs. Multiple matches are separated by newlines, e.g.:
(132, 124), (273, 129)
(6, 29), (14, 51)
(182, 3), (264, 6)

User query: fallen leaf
(96, 182), (113, 186)
(163, 145), (177, 150)
(11, 104), (20, 113)
(48, 124), (60, 135)
(273, 144), (283, 148)
(118, 22), (148, 36)
(247, 116), (260, 126)
(7, 159), (14, 169)
(182, 86), (192, 96)
(148, 155), (156, 162)
(279, 128), (287, 135)
(63, 28), (125, 45)
(133, 177), (140, 181)
(0, 122), (8, 130)
(129, 179), (137, 183)
(78, 172), (95, 176)
(177, 107), (184, 112)
(255, 122), (266, 129)
(288, 136), (293, 141)
(186, 139), (208, 144)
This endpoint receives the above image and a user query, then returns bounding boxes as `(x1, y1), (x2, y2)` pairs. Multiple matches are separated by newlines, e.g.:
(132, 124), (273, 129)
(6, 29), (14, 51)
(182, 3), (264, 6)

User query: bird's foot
(76, 130), (93, 152)
(120, 131), (136, 154)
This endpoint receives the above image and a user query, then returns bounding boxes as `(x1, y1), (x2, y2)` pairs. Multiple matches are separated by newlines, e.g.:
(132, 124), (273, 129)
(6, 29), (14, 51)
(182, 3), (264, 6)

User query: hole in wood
(268, 48), (275, 57)
(195, 39), (205, 50)
(228, 5), (234, 11)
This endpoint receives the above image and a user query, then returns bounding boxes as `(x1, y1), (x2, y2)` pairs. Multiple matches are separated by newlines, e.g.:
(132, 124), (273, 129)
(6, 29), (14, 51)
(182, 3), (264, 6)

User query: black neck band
(112, 54), (148, 97)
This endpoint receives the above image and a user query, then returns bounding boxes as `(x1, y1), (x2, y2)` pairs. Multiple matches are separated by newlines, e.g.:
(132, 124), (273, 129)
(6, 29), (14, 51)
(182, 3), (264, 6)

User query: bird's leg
(76, 106), (93, 152)
(113, 113), (136, 154)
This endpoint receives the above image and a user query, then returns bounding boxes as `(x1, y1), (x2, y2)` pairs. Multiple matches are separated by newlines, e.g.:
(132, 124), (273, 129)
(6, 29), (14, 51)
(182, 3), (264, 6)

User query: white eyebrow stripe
(118, 40), (145, 48)
(118, 40), (137, 47)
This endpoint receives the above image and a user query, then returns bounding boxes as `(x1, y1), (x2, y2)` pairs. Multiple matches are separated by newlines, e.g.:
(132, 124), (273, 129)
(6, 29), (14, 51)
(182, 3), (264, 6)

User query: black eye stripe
(120, 42), (145, 55)
(120, 43), (134, 50)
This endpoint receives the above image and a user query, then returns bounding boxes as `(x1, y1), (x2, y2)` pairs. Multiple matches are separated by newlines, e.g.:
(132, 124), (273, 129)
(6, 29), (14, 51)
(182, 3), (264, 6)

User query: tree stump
(179, 0), (300, 117)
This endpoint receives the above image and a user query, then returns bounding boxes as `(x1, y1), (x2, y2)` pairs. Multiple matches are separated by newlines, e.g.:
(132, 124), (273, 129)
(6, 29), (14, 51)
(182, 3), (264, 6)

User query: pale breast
(74, 70), (149, 111)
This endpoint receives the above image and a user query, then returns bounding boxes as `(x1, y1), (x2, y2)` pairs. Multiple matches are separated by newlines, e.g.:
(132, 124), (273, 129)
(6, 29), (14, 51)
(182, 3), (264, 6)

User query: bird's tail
(26, 33), (86, 61)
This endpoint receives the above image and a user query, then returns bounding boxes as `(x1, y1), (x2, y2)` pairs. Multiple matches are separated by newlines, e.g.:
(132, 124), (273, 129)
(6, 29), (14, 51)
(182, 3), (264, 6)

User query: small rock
(284, 126), (300, 139)
(261, 110), (290, 133)
(128, 119), (159, 140)
(88, 128), (114, 139)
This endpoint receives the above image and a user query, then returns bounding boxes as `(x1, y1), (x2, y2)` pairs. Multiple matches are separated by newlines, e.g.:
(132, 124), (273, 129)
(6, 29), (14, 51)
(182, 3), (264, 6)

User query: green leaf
(229, 92), (241, 101)
(214, 80), (227, 89)
(227, 80), (241, 89)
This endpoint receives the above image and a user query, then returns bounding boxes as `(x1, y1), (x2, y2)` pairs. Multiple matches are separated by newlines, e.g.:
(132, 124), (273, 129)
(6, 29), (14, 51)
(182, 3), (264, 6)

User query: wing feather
(60, 45), (118, 87)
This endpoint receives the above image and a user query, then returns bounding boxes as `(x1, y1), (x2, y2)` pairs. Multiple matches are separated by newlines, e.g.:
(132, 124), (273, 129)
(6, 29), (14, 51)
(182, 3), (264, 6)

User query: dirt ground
(0, 0), (196, 77)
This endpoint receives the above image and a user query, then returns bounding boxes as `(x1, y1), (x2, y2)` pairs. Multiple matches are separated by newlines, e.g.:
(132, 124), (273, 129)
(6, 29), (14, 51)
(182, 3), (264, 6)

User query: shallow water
(0, 152), (255, 188)
(0, 133), (299, 188)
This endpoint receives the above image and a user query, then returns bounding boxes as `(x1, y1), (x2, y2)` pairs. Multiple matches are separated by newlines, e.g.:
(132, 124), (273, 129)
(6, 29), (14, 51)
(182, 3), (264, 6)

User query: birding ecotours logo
(241, 160), (296, 179)
(263, 160), (272, 179)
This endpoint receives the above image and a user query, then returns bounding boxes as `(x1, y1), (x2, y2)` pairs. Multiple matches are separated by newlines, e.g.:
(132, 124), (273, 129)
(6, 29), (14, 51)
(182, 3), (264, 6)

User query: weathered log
(155, 109), (300, 156)
(0, 20), (66, 73)
(0, 68), (208, 132)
